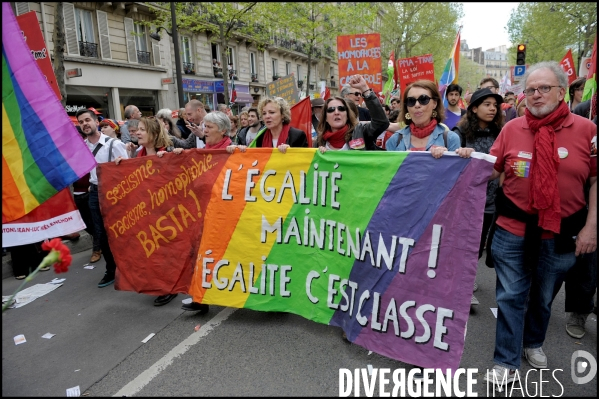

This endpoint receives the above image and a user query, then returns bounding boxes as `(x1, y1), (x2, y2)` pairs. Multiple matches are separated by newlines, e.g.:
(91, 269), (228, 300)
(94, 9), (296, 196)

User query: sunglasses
(406, 95), (432, 107)
(326, 105), (347, 113)
(351, 92), (361, 97)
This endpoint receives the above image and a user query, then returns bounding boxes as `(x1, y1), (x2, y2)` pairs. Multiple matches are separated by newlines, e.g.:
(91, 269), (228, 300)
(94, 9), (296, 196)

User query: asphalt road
(2, 249), (597, 397)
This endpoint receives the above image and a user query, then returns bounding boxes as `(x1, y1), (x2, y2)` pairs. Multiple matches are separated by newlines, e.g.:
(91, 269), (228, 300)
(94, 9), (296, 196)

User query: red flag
(290, 97), (313, 147)
(323, 87), (331, 101)
(393, 51), (400, 90)
(559, 49), (577, 85)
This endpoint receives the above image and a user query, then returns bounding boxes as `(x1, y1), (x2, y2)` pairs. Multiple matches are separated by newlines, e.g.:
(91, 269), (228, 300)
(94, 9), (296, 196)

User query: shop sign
(66, 68), (82, 78)
(161, 77), (175, 85)
(182, 79), (214, 93)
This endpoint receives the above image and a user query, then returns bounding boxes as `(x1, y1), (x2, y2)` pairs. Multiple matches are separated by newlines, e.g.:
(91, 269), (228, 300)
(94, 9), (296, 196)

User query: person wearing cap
(483, 61), (596, 387)
(310, 97), (325, 148)
(99, 119), (120, 140)
(452, 88), (505, 307)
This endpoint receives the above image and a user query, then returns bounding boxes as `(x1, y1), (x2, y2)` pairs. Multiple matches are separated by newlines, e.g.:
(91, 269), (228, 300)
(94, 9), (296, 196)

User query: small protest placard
(265, 74), (300, 106)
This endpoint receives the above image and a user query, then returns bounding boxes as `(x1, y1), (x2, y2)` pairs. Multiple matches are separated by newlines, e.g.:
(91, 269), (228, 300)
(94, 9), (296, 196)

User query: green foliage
(378, 3), (463, 82)
(507, 3), (597, 71)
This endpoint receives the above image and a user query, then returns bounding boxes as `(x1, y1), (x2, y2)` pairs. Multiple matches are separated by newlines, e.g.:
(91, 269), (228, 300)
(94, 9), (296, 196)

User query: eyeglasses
(524, 85), (561, 96)
(351, 92), (361, 97)
(326, 105), (347, 113)
(406, 95), (432, 107)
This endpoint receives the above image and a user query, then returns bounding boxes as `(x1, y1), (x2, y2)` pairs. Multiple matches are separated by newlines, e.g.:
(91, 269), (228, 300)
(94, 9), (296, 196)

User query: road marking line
(113, 307), (237, 397)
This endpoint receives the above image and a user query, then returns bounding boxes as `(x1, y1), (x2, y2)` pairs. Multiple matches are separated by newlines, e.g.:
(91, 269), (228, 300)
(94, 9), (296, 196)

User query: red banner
(559, 49), (577, 86)
(396, 54), (435, 95)
(16, 11), (61, 100)
(97, 152), (230, 295)
(290, 97), (313, 148)
(337, 33), (382, 93)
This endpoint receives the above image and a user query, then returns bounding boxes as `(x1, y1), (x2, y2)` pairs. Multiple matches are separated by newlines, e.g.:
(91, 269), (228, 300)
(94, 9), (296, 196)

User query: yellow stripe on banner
(203, 150), (315, 305)
(1, 104), (39, 213)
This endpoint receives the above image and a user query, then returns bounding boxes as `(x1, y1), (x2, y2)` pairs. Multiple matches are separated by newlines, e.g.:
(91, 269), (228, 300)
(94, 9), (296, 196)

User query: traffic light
(516, 44), (527, 65)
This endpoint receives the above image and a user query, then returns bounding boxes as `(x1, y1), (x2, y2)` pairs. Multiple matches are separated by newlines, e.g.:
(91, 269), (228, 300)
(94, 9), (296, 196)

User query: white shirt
(86, 133), (128, 185)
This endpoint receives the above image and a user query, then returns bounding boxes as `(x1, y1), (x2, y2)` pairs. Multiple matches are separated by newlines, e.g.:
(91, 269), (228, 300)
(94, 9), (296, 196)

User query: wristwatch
(362, 88), (375, 99)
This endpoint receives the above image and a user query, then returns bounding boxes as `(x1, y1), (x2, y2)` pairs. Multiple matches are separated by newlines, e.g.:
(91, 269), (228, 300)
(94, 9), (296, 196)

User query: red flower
(42, 238), (72, 274)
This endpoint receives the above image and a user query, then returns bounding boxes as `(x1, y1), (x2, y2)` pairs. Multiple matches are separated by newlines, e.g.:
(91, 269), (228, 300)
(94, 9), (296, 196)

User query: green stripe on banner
(244, 151), (407, 323)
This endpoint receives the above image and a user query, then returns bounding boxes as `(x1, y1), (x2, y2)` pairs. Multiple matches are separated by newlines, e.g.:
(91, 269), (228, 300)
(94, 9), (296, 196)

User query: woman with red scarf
(316, 74), (389, 151)
(385, 80), (467, 158)
(114, 117), (181, 307)
(202, 111), (233, 149)
(227, 97), (307, 153)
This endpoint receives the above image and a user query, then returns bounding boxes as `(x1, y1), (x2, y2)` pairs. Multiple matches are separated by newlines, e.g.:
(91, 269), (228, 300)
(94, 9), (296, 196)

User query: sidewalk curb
(2, 231), (93, 280)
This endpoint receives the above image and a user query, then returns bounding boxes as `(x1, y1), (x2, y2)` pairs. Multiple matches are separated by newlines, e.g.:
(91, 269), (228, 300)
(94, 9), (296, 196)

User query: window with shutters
(123, 17), (137, 63)
(96, 10), (111, 60)
(134, 23), (150, 65)
(15, 2), (29, 15)
(250, 52), (257, 82)
(75, 8), (98, 58)
(181, 36), (194, 74)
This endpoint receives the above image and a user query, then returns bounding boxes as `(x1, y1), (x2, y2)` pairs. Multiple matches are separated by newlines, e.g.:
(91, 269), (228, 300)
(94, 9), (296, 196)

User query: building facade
(11, 2), (340, 119)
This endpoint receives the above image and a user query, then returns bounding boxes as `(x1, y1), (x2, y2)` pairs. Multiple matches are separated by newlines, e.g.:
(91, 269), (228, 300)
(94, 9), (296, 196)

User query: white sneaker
(524, 347), (547, 369)
(485, 365), (517, 391)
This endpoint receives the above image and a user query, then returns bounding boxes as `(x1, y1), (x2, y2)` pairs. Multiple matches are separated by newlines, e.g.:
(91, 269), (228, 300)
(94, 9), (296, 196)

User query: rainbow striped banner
(99, 148), (495, 371)
(2, 3), (96, 223)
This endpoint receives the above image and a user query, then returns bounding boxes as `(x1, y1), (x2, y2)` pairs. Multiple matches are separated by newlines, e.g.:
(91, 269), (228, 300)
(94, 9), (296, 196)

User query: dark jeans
(74, 192), (100, 251)
(479, 212), (495, 259)
(88, 185), (116, 275)
(564, 251), (597, 314)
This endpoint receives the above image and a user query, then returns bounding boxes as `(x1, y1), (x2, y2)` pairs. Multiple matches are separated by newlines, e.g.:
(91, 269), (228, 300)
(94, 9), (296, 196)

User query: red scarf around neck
(261, 123), (291, 148)
(524, 101), (570, 233)
(323, 125), (349, 148)
(410, 119), (437, 139)
(137, 146), (165, 157)
(206, 136), (232, 149)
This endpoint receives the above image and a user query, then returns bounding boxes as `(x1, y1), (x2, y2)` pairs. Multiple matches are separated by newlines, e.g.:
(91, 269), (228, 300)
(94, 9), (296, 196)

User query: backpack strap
(107, 138), (115, 162)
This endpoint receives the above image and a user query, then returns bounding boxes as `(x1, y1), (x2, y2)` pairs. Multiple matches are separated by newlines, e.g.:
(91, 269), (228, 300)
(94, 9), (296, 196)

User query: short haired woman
(99, 119), (121, 140)
(227, 97), (308, 154)
(203, 111), (233, 149)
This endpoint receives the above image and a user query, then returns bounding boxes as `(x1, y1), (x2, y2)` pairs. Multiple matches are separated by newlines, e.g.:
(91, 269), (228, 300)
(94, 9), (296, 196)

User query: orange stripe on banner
(189, 150), (273, 303)
(2, 155), (26, 223)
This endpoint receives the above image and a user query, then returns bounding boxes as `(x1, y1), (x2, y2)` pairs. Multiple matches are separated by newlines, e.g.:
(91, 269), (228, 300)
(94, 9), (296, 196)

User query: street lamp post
(149, 3), (185, 108)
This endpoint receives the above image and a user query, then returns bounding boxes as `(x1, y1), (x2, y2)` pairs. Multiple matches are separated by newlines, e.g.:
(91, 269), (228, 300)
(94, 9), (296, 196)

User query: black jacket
(253, 126), (308, 148)
(237, 122), (265, 146)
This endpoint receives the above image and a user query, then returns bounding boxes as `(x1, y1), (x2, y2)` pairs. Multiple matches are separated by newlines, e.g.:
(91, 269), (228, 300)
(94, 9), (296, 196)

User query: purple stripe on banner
(331, 153), (468, 332)
(351, 157), (493, 371)
(2, 3), (96, 175)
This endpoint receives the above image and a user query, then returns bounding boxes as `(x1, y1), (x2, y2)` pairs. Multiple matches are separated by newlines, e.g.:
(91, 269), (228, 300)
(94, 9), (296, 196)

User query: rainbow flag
(439, 28), (461, 108)
(2, 3), (96, 223)
(98, 149), (495, 370)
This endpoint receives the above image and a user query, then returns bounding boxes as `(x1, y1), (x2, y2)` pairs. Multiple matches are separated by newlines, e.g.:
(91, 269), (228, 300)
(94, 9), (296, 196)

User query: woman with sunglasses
(114, 117), (182, 307)
(316, 74), (389, 151)
(386, 80), (465, 158)
(226, 96), (308, 153)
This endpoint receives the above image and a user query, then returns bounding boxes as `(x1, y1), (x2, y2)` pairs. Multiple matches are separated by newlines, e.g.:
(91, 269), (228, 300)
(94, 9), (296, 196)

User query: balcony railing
(213, 67), (223, 78)
(229, 69), (238, 80)
(273, 75), (281, 81)
(183, 62), (195, 75)
(137, 50), (151, 65)
(330, 79), (336, 88)
(297, 80), (304, 88)
(251, 73), (259, 82)
(79, 41), (98, 58)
